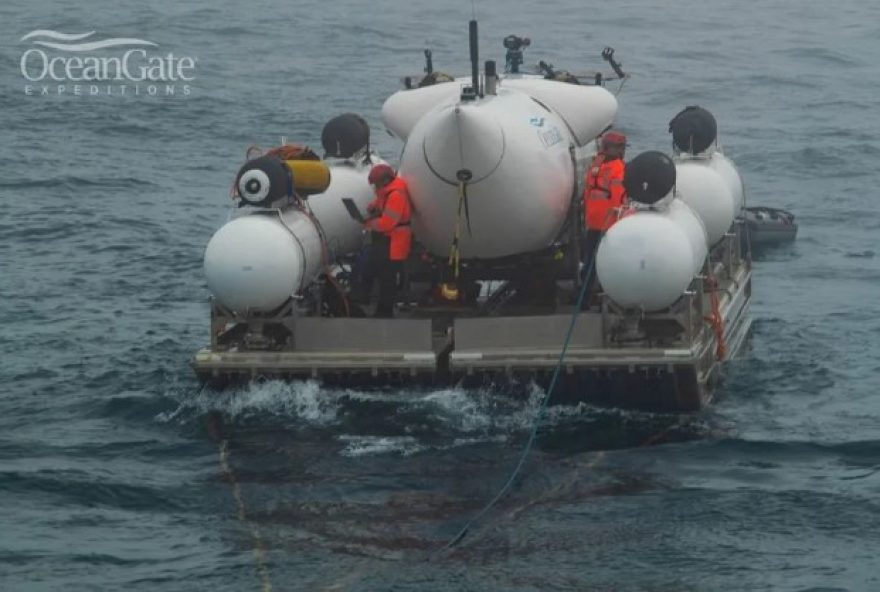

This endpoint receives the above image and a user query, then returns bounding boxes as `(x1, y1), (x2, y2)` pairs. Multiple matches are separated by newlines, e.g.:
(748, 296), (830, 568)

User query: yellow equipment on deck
(284, 159), (331, 196)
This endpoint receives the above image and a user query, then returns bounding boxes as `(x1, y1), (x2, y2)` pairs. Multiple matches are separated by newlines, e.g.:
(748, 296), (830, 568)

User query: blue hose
(444, 257), (596, 549)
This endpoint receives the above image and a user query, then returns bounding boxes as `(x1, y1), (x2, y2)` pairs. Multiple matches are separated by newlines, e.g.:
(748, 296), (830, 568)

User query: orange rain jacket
(584, 155), (626, 231)
(366, 176), (413, 261)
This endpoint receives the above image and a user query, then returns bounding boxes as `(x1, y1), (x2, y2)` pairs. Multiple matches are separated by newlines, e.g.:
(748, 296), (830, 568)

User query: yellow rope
(449, 181), (466, 277)
(216, 438), (274, 592)
(441, 181), (467, 299)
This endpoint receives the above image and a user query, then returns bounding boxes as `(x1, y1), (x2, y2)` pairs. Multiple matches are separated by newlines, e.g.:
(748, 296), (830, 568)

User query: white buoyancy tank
(663, 199), (709, 274)
(381, 76), (618, 146)
(204, 210), (322, 313)
(499, 78), (618, 146)
(401, 88), (574, 258)
(596, 212), (695, 311)
(708, 151), (745, 212)
(306, 158), (382, 259)
(381, 82), (462, 140)
(674, 160), (735, 246)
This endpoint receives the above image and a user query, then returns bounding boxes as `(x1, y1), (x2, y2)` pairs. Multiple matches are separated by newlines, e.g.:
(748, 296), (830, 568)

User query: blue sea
(2, 0), (879, 590)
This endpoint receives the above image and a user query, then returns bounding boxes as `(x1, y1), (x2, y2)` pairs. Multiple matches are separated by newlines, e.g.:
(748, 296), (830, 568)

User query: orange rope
(265, 143), (321, 161)
(703, 273), (727, 361)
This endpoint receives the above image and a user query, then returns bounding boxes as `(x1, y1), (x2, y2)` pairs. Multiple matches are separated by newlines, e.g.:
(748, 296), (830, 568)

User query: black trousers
(353, 233), (388, 303)
(581, 229), (604, 304)
(376, 260), (404, 318)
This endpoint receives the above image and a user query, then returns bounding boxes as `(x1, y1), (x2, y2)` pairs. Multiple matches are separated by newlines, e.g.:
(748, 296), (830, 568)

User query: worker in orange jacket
(364, 164), (413, 317)
(582, 130), (627, 297)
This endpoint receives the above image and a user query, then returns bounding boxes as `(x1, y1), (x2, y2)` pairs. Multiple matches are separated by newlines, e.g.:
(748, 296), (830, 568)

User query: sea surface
(1, 0), (879, 590)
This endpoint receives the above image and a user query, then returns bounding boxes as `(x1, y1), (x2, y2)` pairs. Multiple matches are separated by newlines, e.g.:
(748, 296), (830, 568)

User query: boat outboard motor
(234, 156), (291, 208)
(321, 113), (370, 159)
(624, 151), (677, 205)
(669, 106), (717, 154)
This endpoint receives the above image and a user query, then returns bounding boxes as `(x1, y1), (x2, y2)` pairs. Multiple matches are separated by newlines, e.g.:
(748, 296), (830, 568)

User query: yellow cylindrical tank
(284, 159), (331, 196)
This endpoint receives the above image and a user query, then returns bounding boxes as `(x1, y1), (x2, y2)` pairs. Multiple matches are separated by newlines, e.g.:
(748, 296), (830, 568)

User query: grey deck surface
(293, 318), (434, 352)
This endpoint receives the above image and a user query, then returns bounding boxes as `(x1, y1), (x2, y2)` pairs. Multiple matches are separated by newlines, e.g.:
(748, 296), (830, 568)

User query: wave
(153, 380), (708, 456)
(0, 176), (158, 190)
(778, 46), (860, 67)
(155, 380), (547, 430)
(0, 470), (180, 511)
(155, 380), (342, 427)
(338, 435), (427, 457)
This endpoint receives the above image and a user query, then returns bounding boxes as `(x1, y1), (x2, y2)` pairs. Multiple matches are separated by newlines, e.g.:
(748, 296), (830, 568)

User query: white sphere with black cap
(708, 151), (745, 212)
(664, 199), (709, 274)
(596, 212), (695, 311)
(674, 160), (735, 246)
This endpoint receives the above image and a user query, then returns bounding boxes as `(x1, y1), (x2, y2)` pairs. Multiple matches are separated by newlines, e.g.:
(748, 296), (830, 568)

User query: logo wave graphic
(21, 30), (96, 42)
(20, 30), (157, 52)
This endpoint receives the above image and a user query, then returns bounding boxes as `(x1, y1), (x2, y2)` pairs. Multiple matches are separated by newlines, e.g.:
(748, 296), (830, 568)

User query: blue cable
(444, 256), (596, 549)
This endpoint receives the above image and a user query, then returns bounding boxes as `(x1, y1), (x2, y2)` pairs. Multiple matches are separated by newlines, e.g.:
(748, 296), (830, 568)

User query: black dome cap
(669, 106), (717, 154)
(321, 113), (370, 158)
(624, 151), (676, 204)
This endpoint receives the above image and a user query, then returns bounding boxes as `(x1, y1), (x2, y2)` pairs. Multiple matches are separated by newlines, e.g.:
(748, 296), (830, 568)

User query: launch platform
(193, 224), (750, 412)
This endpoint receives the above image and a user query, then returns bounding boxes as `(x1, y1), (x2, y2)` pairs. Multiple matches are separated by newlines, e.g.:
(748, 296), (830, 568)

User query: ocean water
(2, 0), (879, 590)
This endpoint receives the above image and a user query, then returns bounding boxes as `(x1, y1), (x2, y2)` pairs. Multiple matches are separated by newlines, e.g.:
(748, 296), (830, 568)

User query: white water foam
(155, 379), (649, 456)
(155, 380), (339, 425)
(337, 435), (426, 457)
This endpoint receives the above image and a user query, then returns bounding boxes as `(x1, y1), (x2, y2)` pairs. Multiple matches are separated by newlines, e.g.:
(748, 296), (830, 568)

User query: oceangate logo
(20, 30), (197, 97)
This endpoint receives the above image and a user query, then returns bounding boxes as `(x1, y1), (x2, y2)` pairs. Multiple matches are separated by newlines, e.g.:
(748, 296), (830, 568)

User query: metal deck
(193, 226), (752, 412)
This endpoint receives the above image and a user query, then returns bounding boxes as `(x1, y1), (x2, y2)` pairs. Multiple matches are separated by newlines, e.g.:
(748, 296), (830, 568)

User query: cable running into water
(443, 256), (596, 549)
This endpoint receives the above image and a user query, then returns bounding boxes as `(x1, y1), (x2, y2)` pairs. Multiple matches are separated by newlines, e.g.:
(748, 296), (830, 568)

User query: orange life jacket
(367, 176), (413, 261)
(584, 155), (626, 231)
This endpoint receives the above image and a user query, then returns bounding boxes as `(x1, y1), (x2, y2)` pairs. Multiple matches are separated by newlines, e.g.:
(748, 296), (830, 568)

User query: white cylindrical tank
(381, 76), (618, 146)
(401, 88), (574, 258)
(204, 157), (380, 314)
(499, 78), (618, 147)
(663, 199), (708, 274)
(596, 212), (695, 312)
(306, 158), (381, 259)
(708, 151), (745, 212)
(381, 82), (461, 140)
(204, 210), (322, 313)
(674, 160), (735, 246)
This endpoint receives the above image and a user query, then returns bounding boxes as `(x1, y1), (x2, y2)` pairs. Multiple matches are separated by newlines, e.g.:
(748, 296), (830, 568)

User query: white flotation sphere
(204, 214), (303, 313)
(596, 213), (695, 311)
(307, 161), (380, 259)
(664, 199), (709, 274)
(674, 161), (735, 246)
(708, 152), (745, 212)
